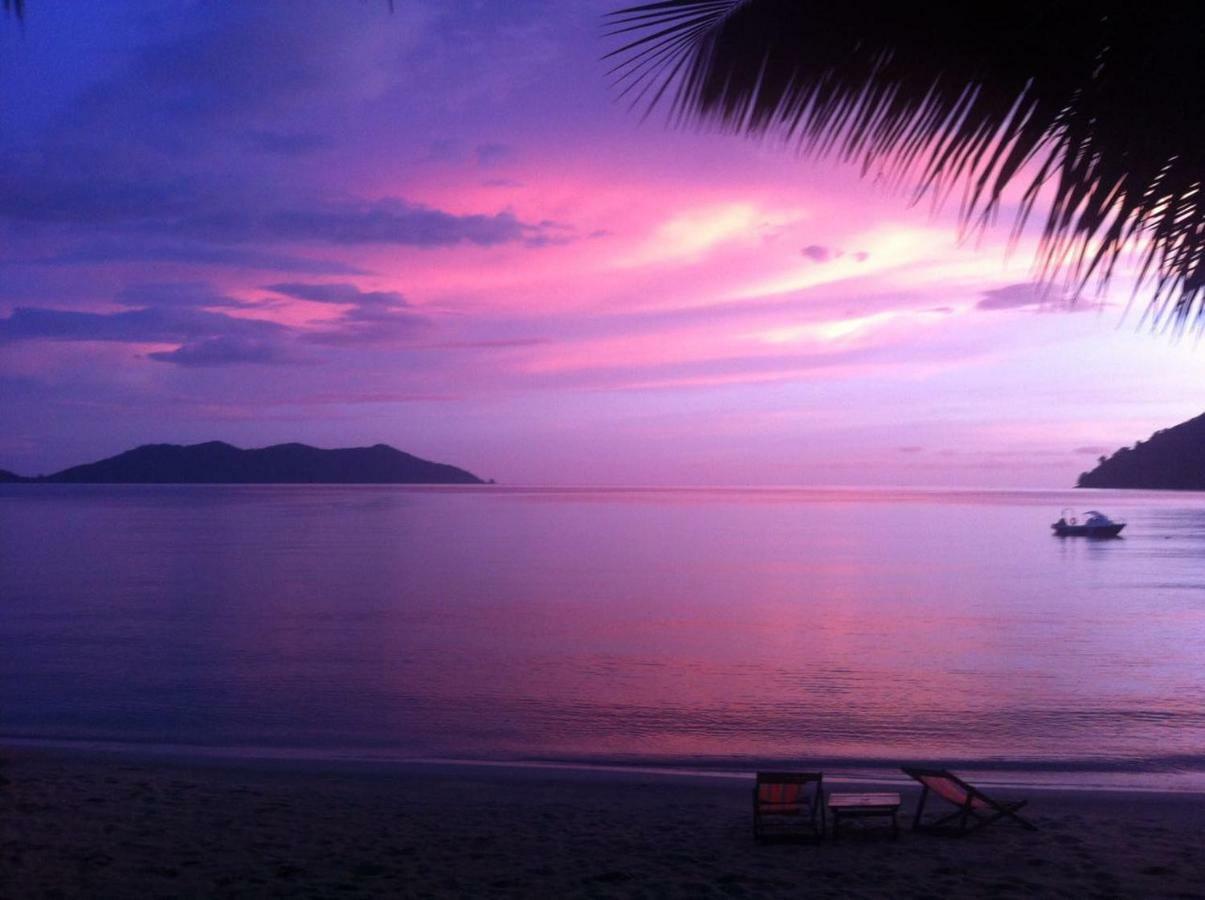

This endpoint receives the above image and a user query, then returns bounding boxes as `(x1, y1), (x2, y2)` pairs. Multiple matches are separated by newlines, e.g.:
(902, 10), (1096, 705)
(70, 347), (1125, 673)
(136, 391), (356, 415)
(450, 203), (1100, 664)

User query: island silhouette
(1, 441), (485, 485)
(1078, 412), (1205, 490)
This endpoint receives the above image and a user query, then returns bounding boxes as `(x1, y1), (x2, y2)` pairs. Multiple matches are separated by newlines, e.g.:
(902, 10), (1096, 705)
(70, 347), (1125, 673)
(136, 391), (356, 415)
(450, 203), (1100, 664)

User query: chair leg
(1002, 802), (1038, 831)
(976, 803), (1038, 832)
(927, 808), (966, 830)
(912, 785), (929, 831)
(960, 796), (975, 832)
(959, 803), (1039, 835)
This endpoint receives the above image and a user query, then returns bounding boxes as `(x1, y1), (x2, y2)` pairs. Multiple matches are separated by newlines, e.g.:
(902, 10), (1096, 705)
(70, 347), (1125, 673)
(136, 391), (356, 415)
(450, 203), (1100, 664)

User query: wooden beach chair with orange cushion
(902, 767), (1037, 834)
(752, 771), (825, 842)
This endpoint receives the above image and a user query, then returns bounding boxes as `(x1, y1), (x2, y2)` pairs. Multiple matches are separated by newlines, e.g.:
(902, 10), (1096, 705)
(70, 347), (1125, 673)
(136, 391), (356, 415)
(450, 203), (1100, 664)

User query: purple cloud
(801, 244), (835, 263)
(434, 338), (550, 350)
(148, 336), (298, 366)
(0, 174), (553, 250)
(262, 201), (536, 247)
(0, 280), (429, 359)
(301, 308), (430, 346)
(265, 282), (430, 345)
(31, 241), (367, 275)
(264, 282), (407, 307)
(0, 306), (283, 344)
(801, 245), (869, 263)
(977, 282), (1065, 311)
(22, 194), (547, 249)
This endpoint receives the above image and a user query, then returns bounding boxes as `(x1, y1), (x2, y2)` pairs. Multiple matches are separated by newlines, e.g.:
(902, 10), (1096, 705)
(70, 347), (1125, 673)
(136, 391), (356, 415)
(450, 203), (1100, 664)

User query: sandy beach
(2, 748), (1203, 898)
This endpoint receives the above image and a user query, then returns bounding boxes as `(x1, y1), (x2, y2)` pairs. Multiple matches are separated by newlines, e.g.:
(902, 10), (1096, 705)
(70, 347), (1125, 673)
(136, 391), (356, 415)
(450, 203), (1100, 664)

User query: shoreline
(5, 736), (1205, 796)
(4, 743), (1205, 897)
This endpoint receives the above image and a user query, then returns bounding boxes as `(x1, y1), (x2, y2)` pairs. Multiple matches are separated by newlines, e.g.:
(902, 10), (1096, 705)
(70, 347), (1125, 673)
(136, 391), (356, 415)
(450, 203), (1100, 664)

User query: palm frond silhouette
(606, 2), (1205, 328)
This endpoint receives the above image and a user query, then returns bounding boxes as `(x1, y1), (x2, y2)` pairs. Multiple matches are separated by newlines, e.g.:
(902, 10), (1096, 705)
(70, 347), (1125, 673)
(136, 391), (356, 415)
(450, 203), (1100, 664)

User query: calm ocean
(3, 485), (1204, 789)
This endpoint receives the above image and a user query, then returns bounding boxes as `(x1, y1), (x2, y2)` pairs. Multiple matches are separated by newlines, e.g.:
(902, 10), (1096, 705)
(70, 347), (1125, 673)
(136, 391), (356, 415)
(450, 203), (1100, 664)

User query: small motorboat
(1051, 509), (1125, 538)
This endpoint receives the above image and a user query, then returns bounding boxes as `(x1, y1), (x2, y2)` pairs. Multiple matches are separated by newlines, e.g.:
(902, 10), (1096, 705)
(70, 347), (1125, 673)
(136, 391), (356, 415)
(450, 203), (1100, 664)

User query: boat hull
(1051, 523), (1125, 538)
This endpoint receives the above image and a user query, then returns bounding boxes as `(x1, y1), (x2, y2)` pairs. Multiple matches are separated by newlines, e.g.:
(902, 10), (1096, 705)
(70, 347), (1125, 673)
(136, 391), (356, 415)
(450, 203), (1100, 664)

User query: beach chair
(752, 771), (825, 842)
(901, 767), (1037, 835)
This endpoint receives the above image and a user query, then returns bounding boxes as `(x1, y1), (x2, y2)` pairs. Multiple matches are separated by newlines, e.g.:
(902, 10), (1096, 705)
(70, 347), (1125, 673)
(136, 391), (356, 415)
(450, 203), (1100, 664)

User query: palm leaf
(605, 1), (1205, 328)
(2, 0), (23, 19)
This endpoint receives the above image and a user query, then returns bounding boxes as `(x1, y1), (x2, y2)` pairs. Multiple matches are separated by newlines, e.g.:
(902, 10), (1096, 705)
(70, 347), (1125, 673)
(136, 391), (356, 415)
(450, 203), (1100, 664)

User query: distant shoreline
(0, 479), (498, 486)
(10, 482), (1205, 495)
(4, 737), (1203, 795)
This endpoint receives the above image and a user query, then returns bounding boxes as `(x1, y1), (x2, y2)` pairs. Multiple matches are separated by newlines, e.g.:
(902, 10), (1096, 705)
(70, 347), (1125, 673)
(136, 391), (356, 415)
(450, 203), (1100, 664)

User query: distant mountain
(1077, 413), (1205, 490)
(0, 469), (24, 483)
(36, 441), (484, 485)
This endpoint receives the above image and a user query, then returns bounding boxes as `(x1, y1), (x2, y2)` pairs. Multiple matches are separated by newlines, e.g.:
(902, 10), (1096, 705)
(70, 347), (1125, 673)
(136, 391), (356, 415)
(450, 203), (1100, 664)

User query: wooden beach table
(827, 792), (901, 839)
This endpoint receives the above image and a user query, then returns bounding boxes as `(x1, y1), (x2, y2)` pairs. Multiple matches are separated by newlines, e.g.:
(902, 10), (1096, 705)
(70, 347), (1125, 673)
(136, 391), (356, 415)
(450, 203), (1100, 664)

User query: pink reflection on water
(2, 485), (1204, 787)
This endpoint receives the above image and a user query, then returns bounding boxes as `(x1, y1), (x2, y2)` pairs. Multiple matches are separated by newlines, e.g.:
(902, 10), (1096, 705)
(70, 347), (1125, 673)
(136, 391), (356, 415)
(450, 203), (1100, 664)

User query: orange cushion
(757, 783), (804, 804)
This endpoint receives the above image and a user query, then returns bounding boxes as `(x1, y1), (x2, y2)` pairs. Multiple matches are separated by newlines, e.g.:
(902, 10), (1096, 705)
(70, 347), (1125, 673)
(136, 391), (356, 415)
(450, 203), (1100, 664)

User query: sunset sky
(1, 1), (1201, 485)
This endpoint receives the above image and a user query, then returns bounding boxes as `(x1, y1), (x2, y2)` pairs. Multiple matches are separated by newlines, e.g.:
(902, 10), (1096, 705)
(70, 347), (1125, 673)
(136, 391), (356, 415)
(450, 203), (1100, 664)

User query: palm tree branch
(605, 0), (1205, 324)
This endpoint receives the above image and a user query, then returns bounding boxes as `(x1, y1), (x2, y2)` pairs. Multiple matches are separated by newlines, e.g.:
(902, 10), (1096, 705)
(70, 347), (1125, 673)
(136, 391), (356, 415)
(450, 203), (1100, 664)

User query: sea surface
(3, 485), (1205, 789)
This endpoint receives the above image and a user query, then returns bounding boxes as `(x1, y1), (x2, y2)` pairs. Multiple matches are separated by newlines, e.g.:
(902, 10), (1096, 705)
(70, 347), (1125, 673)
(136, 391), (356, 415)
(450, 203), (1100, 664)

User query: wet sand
(2, 747), (1204, 898)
